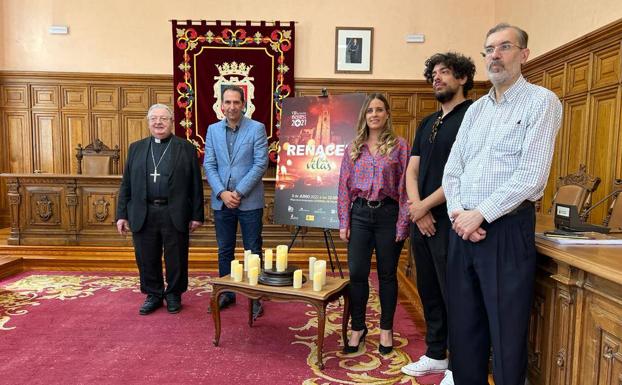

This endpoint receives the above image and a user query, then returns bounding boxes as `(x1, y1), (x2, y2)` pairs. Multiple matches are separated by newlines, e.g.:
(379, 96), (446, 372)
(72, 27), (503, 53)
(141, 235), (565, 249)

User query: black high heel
(343, 327), (368, 353)
(378, 330), (393, 355)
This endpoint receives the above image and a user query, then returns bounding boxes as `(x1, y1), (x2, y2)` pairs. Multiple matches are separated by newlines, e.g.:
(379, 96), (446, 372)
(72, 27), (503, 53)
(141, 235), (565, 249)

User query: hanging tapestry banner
(171, 20), (295, 162)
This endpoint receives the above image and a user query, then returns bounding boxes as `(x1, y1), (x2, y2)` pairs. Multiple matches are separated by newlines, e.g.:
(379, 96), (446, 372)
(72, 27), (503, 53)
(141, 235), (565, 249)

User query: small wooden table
(210, 275), (350, 369)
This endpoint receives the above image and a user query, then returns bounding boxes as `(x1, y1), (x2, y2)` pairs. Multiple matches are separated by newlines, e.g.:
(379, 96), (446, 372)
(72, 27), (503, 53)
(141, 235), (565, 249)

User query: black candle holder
(259, 265), (307, 286)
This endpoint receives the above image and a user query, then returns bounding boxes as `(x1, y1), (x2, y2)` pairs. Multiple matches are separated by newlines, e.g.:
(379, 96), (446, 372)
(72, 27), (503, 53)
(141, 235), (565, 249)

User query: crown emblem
(215, 61), (253, 77)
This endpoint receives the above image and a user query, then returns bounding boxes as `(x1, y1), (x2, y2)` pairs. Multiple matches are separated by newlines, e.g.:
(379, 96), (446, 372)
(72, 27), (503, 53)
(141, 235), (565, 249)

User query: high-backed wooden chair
(549, 164), (600, 221)
(76, 139), (120, 175)
(604, 179), (622, 230)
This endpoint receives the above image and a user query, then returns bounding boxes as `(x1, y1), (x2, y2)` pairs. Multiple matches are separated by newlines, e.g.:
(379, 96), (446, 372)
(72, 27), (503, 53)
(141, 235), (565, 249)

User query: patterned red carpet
(0, 271), (443, 385)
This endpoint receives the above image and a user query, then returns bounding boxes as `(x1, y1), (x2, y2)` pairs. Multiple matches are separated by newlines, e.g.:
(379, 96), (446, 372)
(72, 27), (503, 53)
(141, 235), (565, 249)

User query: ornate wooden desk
(209, 275), (350, 369)
(527, 216), (622, 385)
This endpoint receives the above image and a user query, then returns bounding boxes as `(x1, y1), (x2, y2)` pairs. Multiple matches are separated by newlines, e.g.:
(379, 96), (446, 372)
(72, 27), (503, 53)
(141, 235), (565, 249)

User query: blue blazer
(203, 116), (269, 211)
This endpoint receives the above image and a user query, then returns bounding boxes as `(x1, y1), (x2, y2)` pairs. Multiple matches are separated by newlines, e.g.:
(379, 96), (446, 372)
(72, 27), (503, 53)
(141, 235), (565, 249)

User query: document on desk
(537, 231), (622, 245)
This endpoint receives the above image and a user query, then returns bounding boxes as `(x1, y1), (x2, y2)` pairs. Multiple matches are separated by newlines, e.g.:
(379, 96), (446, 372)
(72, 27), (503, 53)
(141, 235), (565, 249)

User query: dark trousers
(348, 199), (405, 331)
(214, 206), (263, 293)
(447, 205), (536, 385)
(132, 204), (189, 297)
(411, 210), (450, 360)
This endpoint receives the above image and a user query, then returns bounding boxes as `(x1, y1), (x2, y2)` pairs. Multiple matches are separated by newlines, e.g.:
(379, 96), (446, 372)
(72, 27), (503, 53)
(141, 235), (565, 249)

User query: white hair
(147, 104), (174, 119)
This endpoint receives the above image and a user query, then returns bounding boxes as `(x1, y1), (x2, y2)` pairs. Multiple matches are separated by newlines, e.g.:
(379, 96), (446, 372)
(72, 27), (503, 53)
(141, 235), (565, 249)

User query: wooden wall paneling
(545, 65), (566, 99)
(32, 111), (63, 173)
(120, 113), (150, 168)
(1, 84), (29, 108)
(62, 112), (91, 174)
(91, 112), (120, 152)
(566, 56), (591, 96)
(563, 95), (591, 174)
(150, 87), (174, 107)
(30, 85), (59, 109)
(526, 71), (545, 88)
(414, 94), (438, 128)
(61, 85), (89, 110)
(91, 86), (119, 111)
(392, 118), (413, 145)
(3, 110), (32, 173)
(120, 87), (149, 112)
(618, 86), (622, 179)
(588, 87), (620, 223)
(592, 44), (620, 90)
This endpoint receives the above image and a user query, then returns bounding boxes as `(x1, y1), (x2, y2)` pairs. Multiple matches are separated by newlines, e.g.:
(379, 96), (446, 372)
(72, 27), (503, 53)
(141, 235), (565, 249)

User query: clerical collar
(153, 135), (172, 144)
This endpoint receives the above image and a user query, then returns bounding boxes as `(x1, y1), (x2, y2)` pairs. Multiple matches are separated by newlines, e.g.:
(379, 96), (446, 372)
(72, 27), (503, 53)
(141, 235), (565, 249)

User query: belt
(148, 198), (168, 206)
(354, 197), (396, 209)
(507, 200), (534, 216)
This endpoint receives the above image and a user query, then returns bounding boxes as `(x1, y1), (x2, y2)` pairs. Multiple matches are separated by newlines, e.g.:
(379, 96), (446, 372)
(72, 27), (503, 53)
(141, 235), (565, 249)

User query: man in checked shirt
(442, 23), (562, 385)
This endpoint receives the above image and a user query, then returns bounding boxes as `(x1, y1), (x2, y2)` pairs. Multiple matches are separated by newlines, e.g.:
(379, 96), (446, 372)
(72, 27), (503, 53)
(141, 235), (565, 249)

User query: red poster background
(274, 94), (366, 229)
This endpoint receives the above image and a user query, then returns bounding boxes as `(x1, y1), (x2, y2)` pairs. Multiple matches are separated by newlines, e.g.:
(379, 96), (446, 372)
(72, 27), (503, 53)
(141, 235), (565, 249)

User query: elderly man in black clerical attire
(116, 104), (204, 315)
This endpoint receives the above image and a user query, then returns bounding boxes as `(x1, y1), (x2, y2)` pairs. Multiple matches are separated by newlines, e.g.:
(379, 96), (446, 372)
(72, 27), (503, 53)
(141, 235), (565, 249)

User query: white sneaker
(439, 370), (454, 385)
(401, 355), (448, 376)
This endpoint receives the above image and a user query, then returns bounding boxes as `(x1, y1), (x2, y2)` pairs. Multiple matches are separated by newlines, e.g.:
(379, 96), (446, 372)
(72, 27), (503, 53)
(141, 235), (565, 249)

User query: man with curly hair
(401, 52), (476, 385)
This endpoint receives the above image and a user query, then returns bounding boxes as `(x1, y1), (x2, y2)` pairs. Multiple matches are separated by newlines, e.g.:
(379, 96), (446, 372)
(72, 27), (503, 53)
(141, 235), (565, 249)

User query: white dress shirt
(443, 76), (562, 222)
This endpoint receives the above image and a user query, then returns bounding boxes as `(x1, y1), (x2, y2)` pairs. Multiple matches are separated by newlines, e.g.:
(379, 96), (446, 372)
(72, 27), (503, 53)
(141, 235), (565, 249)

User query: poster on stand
(274, 93), (366, 229)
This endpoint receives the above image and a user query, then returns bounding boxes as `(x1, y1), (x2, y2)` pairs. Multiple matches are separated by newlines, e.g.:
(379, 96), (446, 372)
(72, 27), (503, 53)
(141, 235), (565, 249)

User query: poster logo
(290, 111), (307, 127)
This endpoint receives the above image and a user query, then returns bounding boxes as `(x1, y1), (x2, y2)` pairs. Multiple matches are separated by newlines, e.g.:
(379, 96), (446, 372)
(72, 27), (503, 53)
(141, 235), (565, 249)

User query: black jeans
(410, 209), (450, 360)
(347, 198), (405, 331)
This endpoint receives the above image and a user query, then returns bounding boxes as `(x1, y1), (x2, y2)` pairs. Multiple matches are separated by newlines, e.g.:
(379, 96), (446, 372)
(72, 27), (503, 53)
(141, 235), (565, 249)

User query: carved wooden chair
(549, 164), (600, 221)
(604, 179), (622, 230)
(76, 139), (120, 175)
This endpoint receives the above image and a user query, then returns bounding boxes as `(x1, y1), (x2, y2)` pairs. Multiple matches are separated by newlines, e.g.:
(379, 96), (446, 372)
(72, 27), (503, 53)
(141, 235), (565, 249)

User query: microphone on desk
(582, 189), (621, 218)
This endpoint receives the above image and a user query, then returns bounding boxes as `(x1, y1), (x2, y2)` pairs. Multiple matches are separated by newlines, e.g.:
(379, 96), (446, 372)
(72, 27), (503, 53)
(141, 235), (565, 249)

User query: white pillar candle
(233, 264), (244, 282)
(313, 272), (323, 291)
(264, 249), (273, 270)
(314, 260), (327, 285)
(276, 245), (288, 269)
(243, 250), (251, 271)
(248, 266), (259, 286)
(230, 260), (239, 280)
(276, 253), (286, 272)
(249, 254), (261, 271)
(293, 269), (303, 289)
(308, 257), (317, 279)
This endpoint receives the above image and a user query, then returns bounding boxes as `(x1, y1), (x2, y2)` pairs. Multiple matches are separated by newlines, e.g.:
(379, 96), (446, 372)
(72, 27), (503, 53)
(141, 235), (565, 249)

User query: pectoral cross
(150, 169), (160, 183)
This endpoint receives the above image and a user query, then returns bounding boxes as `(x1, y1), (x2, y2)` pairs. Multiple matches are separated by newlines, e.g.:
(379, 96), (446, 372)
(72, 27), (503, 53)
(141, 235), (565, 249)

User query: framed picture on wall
(335, 27), (373, 74)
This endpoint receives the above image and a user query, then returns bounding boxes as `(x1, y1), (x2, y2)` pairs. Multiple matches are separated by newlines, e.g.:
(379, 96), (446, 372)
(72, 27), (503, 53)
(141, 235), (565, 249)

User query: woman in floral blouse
(338, 93), (410, 355)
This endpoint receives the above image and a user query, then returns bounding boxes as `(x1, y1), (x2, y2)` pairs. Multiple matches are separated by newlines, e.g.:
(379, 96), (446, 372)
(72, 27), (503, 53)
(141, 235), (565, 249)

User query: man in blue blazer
(204, 85), (269, 315)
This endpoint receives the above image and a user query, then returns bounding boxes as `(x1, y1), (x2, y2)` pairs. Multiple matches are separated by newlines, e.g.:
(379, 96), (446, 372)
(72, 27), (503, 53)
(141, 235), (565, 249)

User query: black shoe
(252, 299), (264, 319)
(139, 295), (163, 315)
(378, 344), (393, 355)
(343, 327), (368, 354)
(165, 293), (182, 314)
(208, 294), (236, 313)
(379, 330), (393, 355)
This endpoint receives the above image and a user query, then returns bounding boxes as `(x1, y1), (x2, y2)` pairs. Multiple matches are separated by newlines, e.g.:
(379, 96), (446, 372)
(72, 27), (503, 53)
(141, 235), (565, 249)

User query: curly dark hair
(423, 52), (476, 97)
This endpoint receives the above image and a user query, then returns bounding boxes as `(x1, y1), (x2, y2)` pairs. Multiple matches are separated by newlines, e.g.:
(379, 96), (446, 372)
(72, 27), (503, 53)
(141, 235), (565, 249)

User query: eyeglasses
(429, 115), (442, 144)
(148, 116), (171, 123)
(480, 42), (524, 57)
